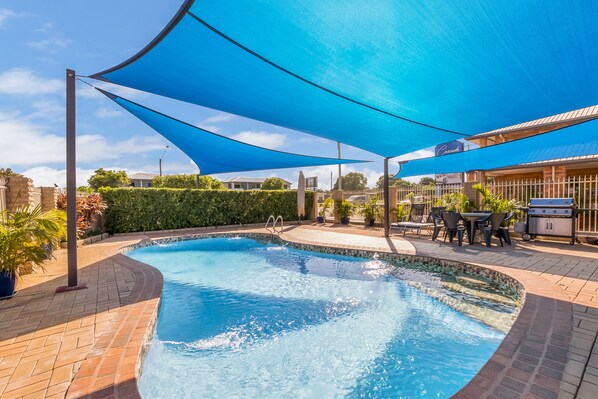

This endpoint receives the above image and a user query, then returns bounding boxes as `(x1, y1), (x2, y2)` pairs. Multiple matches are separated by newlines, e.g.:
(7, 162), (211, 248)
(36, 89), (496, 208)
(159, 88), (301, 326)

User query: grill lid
(528, 198), (576, 208)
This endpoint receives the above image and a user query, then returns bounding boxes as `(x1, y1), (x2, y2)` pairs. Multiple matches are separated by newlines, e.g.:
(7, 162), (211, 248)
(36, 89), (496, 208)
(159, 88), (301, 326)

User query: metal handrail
(274, 215), (284, 234)
(265, 215), (276, 230)
(265, 214), (284, 234)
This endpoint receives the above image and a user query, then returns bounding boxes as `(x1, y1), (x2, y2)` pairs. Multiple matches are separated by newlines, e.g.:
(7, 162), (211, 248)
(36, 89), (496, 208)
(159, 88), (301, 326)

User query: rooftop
(222, 176), (292, 184)
(128, 172), (158, 180)
(469, 104), (598, 142)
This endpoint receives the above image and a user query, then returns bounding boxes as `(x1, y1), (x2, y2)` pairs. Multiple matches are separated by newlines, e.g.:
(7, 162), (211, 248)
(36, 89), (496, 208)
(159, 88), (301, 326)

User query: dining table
(459, 212), (491, 244)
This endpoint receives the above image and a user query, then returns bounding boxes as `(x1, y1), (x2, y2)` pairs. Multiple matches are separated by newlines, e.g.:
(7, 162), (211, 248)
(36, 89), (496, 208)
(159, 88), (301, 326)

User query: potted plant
(317, 197), (334, 224)
(336, 200), (353, 225)
(391, 202), (408, 222)
(472, 184), (519, 213)
(0, 206), (66, 299)
(360, 195), (383, 226)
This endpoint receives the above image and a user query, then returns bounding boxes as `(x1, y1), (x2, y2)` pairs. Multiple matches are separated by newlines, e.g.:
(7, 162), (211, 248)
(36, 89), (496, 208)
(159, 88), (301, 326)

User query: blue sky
(0, 1), (439, 189)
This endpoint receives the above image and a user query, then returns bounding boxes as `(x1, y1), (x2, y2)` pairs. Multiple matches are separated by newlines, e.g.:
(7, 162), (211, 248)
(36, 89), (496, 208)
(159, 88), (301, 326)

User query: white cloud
(95, 107), (122, 118)
(0, 68), (63, 95)
(21, 166), (96, 188)
(27, 99), (64, 121)
(230, 131), (287, 149)
(196, 124), (220, 133)
(77, 82), (146, 100)
(392, 148), (435, 162)
(0, 112), (168, 166)
(0, 9), (15, 29)
(34, 22), (53, 33)
(203, 112), (235, 123)
(27, 38), (69, 50)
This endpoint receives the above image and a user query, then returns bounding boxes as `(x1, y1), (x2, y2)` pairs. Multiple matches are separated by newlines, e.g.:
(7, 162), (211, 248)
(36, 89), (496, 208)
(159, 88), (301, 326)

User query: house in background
(223, 177), (292, 190)
(129, 172), (158, 188)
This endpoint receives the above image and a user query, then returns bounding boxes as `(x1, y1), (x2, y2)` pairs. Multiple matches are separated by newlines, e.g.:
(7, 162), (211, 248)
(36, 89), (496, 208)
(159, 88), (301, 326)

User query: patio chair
(441, 211), (465, 246)
(480, 213), (507, 247)
(430, 207), (446, 241)
(390, 203), (434, 237)
(498, 211), (515, 245)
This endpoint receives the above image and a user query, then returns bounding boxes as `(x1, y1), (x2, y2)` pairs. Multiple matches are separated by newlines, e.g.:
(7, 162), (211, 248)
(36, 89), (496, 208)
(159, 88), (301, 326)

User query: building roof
(222, 176), (292, 184)
(129, 172), (158, 180)
(469, 104), (598, 141)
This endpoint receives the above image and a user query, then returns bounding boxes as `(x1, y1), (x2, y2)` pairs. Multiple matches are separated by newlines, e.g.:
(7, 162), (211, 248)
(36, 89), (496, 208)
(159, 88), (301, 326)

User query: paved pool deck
(0, 223), (597, 398)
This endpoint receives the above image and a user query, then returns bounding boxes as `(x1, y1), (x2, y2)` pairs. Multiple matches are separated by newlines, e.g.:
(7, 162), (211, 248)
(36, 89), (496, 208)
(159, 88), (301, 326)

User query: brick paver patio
(0, 224), (596, 398)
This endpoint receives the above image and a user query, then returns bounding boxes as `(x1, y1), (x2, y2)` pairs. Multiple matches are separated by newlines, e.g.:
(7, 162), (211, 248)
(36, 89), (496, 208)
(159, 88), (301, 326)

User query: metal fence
(396, 184), (463, 217)
(489, 175), (598, 234)
(393, 175), (598, 235)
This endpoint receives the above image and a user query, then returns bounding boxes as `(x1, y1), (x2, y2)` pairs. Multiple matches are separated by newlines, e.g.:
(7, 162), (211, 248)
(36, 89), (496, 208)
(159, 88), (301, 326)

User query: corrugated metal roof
(469, 104), (598, 140)
(522, 154), (598, 166)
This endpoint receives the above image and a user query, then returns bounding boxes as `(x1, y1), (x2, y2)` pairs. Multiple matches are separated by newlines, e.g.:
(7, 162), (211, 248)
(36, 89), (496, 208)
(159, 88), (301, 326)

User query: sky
(0, 0), (447, 190)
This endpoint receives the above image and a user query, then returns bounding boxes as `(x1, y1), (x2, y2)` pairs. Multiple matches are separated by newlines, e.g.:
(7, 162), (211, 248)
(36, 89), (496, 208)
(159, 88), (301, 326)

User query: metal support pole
(66, 69), (77, 287)
(337, 142), (342, 190)
(56, 69), (87, 293)
(159, 159), (162, 177)
(384, 158), (390, 237)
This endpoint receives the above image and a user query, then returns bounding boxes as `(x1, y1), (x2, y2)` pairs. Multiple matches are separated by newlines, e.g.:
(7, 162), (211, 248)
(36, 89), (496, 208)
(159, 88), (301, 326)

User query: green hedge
(99, 188), (314, 234)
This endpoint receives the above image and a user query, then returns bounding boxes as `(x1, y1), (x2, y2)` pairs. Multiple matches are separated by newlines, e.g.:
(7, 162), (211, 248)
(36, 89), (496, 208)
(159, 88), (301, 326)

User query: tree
(151, 174), (224, 189)
(88, 168), (130, 191)
(261, 177), (287, 190)
(419, 177), (436, 186)
(198, 176), (224, 190)
(0, 168), (23, 177)
(375, 174), (413, 189)
(334, 172), (367, 191)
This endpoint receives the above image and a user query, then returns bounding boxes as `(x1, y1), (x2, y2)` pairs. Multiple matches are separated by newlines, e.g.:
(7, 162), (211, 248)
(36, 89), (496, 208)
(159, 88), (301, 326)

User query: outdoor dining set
(391, 204), (514, 247)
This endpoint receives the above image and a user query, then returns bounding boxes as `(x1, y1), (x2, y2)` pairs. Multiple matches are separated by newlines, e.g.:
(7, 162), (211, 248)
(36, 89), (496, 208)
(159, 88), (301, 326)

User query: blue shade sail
(91, 1), (598, 157)
(396, 120), (598, 177)
(97, 89), (367, 175)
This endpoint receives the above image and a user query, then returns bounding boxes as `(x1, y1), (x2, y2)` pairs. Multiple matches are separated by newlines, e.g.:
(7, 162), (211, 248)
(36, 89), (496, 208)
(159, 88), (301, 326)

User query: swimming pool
(127, 236), (506, 398)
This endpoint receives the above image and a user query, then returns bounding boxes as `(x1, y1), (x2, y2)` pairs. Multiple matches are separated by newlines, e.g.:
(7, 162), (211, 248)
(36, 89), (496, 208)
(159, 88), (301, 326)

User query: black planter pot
(340, 217), (350, 225)
(317, 216), (325, 224)
(0, 271), (16, 299)
(365, 218), (375, 227)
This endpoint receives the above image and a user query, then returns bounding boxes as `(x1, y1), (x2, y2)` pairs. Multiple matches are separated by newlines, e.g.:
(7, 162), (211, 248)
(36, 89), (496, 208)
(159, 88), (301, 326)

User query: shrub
(151, 174), (224, 190)
(99, 188), (314, 233)
(57, 193), (107, 238)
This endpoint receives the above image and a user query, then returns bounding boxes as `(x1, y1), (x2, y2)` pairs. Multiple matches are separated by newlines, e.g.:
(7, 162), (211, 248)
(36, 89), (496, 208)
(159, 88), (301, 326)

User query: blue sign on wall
(435, 141), (464, 184)
(435, 140), (464, 157)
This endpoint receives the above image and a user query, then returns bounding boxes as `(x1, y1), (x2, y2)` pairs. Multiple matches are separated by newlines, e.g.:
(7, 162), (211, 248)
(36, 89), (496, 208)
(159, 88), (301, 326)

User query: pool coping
(61, 231), (572, 399)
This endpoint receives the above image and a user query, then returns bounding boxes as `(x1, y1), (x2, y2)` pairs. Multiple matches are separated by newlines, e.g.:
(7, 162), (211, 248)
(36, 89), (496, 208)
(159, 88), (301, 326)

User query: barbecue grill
(522, 198), (578, 244)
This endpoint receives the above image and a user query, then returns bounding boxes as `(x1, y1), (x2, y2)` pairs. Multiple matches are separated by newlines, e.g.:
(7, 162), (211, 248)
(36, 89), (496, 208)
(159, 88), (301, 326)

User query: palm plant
(319, 197), (334, 217)
(360, 195), (383, 225)
(438, 192), (474, 213)
(472, 183), (518, 213)
(0, 205), (66, 278)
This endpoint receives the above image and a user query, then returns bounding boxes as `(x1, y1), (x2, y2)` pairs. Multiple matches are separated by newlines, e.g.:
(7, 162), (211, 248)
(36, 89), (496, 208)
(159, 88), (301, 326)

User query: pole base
(55, 283), (88, 294)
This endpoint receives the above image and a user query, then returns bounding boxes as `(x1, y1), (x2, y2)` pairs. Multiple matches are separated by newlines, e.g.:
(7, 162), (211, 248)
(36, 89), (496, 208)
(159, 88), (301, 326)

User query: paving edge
(66, 231), (574, 399)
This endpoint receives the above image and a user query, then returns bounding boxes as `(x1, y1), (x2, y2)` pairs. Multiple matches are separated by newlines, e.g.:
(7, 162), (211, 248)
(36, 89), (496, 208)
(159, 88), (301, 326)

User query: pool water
(127, 237), (505, 398)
